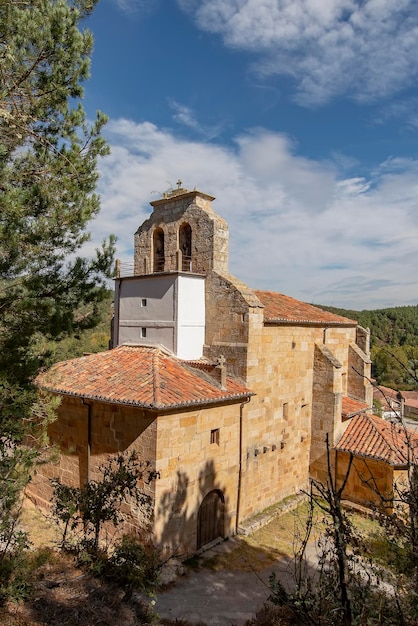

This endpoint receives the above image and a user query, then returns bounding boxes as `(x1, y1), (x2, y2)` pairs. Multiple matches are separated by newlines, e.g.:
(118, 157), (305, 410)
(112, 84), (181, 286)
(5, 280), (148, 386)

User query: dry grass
(20, 498), (61, 550)
(200, 501), (320, 572)
(200, 501), (381, 573)
(0, 551), (153, 626)
(0, 496), (382, 625)
(0, 497), (154, 626)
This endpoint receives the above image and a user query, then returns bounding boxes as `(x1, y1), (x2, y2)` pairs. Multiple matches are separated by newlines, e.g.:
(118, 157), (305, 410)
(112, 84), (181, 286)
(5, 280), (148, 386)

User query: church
(33, 185), (373, 557)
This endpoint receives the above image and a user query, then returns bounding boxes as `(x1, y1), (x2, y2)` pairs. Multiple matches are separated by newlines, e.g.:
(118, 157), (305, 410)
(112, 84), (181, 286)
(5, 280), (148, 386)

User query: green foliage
(40, 289), (113, 363)
(319, 304), (418, 347)
(105, 534), (159, 596)
(51, 452), (158, 552)
(0, 544), (58, 606)
(0, 0), (114, 601)
(0, 531), (30, 605)
(318, 304), (418, 389)
(51, 454), (160, 598)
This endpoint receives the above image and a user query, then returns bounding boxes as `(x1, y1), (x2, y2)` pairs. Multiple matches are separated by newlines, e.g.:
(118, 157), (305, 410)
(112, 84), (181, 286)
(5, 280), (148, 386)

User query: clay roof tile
(37, 345), (253, 410)
(254, 291), (357, 326)
(342, 396), (370, 420)
(336, 413), (418, 466)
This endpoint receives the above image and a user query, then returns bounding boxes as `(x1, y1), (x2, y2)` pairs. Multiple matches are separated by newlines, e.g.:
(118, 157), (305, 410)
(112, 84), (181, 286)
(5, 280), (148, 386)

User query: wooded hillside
(50, 296), (418, 391)
(44, 290), (113, 365)
(318, 304), (418, 390)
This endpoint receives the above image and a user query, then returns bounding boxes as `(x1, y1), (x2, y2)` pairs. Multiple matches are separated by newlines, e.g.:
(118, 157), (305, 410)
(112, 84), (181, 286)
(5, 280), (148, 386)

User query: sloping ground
(1, 552), (153, 626)
(0, 499), (155, 626)
(1, 497), (374, 626)
(154, 500), (319, 625)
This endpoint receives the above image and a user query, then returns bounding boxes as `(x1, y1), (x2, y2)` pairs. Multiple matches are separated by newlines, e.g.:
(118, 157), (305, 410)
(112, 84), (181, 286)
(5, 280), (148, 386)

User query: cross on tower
(177, 179), (182, 189)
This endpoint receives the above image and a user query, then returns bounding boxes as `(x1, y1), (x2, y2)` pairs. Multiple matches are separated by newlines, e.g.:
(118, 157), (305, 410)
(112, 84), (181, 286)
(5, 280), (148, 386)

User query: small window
(141, 328), (147, 338)
(141, 298), (147, 307)
(210, 429), (219, 445)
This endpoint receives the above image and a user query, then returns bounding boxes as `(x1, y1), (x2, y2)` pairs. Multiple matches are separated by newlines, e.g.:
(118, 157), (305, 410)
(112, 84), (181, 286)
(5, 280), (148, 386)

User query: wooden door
(197, 490), (224, 549)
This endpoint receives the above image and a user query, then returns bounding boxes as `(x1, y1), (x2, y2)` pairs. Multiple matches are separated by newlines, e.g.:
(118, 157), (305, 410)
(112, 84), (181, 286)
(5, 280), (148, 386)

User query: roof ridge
(152, 351), (161, 407)
(370, 415), (411, 464)
(36, 345), (253, 410)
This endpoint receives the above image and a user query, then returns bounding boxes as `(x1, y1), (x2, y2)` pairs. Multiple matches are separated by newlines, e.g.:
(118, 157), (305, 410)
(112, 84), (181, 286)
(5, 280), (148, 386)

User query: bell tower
(112, 185), (230, 360)
(133, 183), (229, 276)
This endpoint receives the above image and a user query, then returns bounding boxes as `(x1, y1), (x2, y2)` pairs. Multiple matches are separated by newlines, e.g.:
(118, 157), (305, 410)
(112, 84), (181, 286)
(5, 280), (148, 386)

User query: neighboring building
(373, 385), (418, 421)
(335, 413), (418, 512)
(33, 186), (374, 557)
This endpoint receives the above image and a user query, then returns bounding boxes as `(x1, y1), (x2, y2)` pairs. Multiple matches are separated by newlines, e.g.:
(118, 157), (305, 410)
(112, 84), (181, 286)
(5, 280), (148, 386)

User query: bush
(107, 535), (159, 596)
(51, 451), (158, 552)
(75, 535), (159, 599)
(0, 545), (56, 606)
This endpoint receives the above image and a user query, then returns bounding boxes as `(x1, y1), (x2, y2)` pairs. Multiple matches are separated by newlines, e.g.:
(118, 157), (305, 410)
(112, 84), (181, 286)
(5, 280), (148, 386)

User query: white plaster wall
(176, 275), (205, 360)
(114, 274), (205, 359)
(115, 275), (176, 351)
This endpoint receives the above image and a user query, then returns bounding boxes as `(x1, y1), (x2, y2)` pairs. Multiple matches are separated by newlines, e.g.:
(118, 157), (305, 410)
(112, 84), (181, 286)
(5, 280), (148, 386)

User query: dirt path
(15, 496), (319, 626)
(153, 536), (318, 625)
(155, 562), (277, 625)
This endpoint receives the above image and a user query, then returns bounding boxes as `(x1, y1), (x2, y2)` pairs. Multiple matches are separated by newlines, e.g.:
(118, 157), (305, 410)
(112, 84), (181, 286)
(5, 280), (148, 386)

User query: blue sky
(82, 0), (418, 310)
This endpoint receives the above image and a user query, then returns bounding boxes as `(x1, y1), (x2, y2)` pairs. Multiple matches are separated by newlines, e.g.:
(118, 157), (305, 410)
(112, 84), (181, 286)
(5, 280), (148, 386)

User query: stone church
(33, 185), (373, 556)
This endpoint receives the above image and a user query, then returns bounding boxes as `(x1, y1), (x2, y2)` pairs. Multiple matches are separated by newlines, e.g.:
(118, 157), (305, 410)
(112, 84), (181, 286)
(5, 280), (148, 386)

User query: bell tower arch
(179, 222), (192, 271)
(133, 185), (229, 277)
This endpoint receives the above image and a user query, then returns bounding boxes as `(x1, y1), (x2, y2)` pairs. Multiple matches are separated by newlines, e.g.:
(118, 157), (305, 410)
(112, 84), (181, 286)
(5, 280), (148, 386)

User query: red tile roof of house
(336, 413), (418, 466)
(342, 396), (370, 420)
(254, 291), (357, 326)
(373, 385), (418, 411)
(37, 345), (253, 410)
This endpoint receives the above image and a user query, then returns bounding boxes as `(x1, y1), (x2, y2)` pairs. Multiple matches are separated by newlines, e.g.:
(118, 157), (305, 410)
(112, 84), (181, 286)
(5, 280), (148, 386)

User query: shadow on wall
(156, 459), (229, 558)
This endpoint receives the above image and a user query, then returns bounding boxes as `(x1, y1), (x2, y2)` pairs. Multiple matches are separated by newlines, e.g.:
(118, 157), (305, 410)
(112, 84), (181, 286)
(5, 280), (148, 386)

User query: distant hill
(317, 304), (418, 347)
(316, 304), (418, 390)
(48, 294), (418, 391)
(45, 290), (113, 365)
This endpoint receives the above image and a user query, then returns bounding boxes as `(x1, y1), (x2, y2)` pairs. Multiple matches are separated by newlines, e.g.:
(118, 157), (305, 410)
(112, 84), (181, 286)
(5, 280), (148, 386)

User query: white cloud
(168, 99), (224, 139)
(170, 100), (202, 131)
(92, 118), (418, 309)
(177, 0), (418, 105)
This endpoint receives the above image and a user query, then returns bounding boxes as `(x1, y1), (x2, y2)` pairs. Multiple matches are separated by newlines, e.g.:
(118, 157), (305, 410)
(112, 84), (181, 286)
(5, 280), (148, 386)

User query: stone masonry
(30, 186), (373, 557)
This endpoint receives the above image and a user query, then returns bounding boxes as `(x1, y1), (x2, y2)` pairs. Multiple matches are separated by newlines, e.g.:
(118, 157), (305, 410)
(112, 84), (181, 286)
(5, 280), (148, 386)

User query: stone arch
(197, 489), (225, 549)
(179, 222), (192, 271)
(153, 227), (165, 272)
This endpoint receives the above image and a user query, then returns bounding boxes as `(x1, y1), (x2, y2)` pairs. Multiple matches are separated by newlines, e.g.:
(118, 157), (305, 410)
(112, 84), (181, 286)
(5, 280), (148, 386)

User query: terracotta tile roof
(336, 413), (418, 466)
(37, 345), (253, 410)
(373, 385), (418, 411)
(254, 291), (357, 326)
(342, 396), (370, 420)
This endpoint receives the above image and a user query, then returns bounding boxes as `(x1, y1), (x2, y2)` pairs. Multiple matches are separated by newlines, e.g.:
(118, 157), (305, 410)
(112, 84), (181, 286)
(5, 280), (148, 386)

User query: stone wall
(134, 191), (229, 276)
(239, 322), (364, 518)
(27, 395), (157, 537)
(310, 342), (343, 483)
(203, 270), (263, 379)
(27, 393), (245, 557)
(336, 450), (395, 512)
(153, 402), (243, 557)
(348, 342), (372, 406)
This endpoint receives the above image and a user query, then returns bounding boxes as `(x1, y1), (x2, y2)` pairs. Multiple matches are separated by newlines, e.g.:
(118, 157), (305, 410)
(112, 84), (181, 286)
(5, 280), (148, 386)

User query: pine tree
(0, 0), (114, 567)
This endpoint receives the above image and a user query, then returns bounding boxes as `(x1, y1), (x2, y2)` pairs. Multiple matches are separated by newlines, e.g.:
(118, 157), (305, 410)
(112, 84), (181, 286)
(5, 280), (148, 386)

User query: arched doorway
(197, 489), (225, 549)
(153, 228), (165, 272)
(179, 223), (192, 271)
